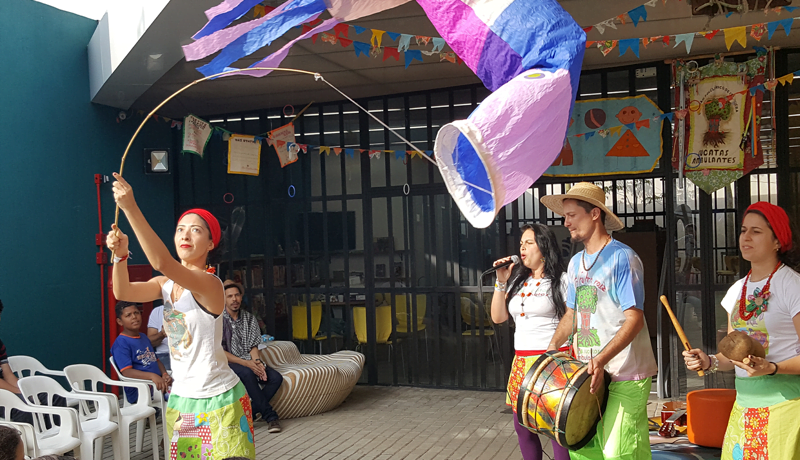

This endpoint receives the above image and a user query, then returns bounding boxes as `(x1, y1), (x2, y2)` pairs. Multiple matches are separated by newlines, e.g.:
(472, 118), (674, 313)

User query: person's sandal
(268, 420), (282, 433)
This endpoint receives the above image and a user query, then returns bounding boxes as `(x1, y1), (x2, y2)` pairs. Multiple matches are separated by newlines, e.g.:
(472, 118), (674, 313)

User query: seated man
(222, 281), (283, 433)
(110, 301), (172, 404)
(0, 299), (65, 426)
(146, 303), (170, 371)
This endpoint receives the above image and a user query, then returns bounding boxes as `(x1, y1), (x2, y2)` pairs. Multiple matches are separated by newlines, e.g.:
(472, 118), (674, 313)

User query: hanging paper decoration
(268, 123), (299, 168)
(182, 114), (213, 157)
(228, 134), (262, 176)
(673, 58), (766, 194)
(545, 95), (663, 177)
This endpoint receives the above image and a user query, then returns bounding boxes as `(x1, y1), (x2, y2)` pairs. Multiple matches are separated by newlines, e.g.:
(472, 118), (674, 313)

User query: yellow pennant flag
(319, 146), (331, 155)
(609, 126), (623, 137)
(253, 5), (265, 18)
(371, 29), (386, 48)
(777, 74), (794, 85)
(724, 27), (747, 50)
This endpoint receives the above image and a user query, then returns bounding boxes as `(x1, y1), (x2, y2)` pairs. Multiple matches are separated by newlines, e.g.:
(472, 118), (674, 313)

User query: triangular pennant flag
(749, 85), (765, 95)
(624, 123), (635, 131)
(416, 36), (431, 46)
(299, 144), (308, 153)
(724, 27), (747, 50)
(421, 50), (436, 56)
(702, 30), (720, 40)
(404, 49), (423, 68)
(794, 69), (800, 76)
(425, 150), (433, 156)
(664, 113), (674, 122)
(674, 33), (694, 53)
(353, 25), (366, 35)
(359, 149), (366, 154)
(398, 34), (412, 52)
(308, 18), (321, 27)
(617, 14), (626, 25)
(609, 126), (623, 136)
(353, 41), (370, 57)
(628, 5), (647, 27)
(675, 109), (688, 120)
(431, 37), (446, 53)
(751, 23), (767, 41)
(635, 119), (650, 130)
(345, 148), (354, 158)
(302, 24), (313, 35)
(777, 74), (793, 85)
(583, 26), (593, 33)
(333, 147), (342, 156)
(440, 52), (457, 64)
(369, 150), (381, 159)
(764, 80), (779, 91)
(383, 47), (400, 61)
(370, 29), (385, 48)
(321, 32), (338, 45)
(597, 40), (618, 56)
(784, 6), (798, 12)
(339, 37), (353, 47)
(644, 0), (658, 6)
(253, 5), (266, 18)
(586, 40), (596, 48)
(396, 150), (405, 160)
(642, 37), (651, 48)
(661, 35), (670, 46)
(767, 19), (792, 40)
(595, 23), (605, 35)
(584, 131), (596, 141)
(618, 38), (640, 58)
(319, 146), (330, 155)
(333, 23), (349, 38)
(386, 31), (400, 41)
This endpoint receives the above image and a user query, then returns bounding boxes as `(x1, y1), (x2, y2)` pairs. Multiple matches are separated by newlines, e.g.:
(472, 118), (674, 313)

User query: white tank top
(161, 277), (239, 398)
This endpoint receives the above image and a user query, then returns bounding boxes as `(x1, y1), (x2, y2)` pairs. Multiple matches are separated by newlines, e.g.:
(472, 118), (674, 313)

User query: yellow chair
(293, 302), (332, 353)
(353, 305), (393, 358)
(394, 294), (426, 334)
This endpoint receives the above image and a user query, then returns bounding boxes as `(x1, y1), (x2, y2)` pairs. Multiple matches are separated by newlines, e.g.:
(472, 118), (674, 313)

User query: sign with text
(227, 135), (261, 176)
(181, 114), (213, 157)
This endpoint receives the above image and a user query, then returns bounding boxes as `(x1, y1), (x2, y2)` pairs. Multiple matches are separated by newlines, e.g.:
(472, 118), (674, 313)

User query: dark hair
(506, 223), (567, 319)
(0, 425), (21, 460)
(744, 209), (800, 270)
(115, 301), (141, 319)
(567, 198), (607, 226)
(224, 281), (243, 295)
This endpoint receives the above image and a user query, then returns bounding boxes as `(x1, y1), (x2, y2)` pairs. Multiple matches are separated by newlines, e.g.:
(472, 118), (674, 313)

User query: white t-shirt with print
(147, 305), (170, 354)
(508, 273), (569, 351)
(566, 239), (657, 381)
(721, 265), (800, 378)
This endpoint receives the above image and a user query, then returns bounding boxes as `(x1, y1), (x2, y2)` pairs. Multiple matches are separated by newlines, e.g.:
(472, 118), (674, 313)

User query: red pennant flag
(662, 36), (671, 46)
(583, 26), (593, 33)
(308, 18), (321, 27)
(635, 119), (650, 130)
(333, 148), (342, 156)
(339, 38), (353, 47)
(383, 47), (400, 61)
(703, 30), (719, 40)
(586, 40), (596, 48)
(312, 33), (319, 43)
(333, 23), (349, 38)
(302, 24), (312, 34)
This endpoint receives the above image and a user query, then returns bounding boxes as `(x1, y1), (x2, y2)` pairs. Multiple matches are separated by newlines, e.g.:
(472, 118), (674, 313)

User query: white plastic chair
(0, 420), (39, 459)
(109, 356), (168, 455)
(8, 355), (83, 411)
(0, 388), (81, 457)
(19, 375), (121, 460)
(64, 364), (158, 460)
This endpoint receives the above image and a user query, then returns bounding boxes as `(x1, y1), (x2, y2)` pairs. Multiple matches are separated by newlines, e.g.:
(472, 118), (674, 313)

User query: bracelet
(704, 354), (719, 374)
(768, 361), (779, 376)
(494, 281), (507, 292)
(113, 252), (132, 264)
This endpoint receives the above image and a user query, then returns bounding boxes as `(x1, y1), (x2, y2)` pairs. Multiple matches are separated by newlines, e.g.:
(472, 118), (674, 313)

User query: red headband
(745, 201), (792, 253)
(179, 208), (221, 248)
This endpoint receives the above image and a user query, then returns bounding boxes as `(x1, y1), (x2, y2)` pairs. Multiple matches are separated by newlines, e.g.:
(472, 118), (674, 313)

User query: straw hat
(540, 182), (624, 231)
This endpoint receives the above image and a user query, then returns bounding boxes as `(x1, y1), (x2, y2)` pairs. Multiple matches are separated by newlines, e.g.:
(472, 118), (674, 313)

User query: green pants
(569, 377), (652, 460)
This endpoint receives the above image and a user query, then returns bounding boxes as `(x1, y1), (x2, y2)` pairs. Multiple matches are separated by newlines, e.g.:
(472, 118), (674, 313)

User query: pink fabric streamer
(224, 18), (339, 77)
(204, 0), (246, 20)
(183, 3), (287, 61)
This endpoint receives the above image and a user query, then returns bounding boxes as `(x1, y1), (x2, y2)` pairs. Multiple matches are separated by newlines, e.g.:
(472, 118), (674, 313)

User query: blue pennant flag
(425, 150), (433, 156)
(404, 49), (423, 68)
(353, 41), (370, 57)
(624, 123), (635, 131)
(664, 113), (675, 122)
(346, 148), (355, 158)
(353, 25), (367, 35)
(794, 70), (800, 76)
(197, 0), (328, 76)
(749, 85), (765, 96)
(619, 39), (640, 58)
(753, 46), (768, 55)
(584, 131), (595, 141)
(627, 5), (647, 27)
(193, 0), (265, 39)
(767, 18), (793, 40)
(784, 6), (798, 12)
(725, 12), (734, 18)
(386, 31), (400, 41)
(395, 150), (405, 160)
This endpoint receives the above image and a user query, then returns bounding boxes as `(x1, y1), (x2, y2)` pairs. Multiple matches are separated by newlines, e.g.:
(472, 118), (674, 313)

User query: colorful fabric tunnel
(435, 69), (575, 228)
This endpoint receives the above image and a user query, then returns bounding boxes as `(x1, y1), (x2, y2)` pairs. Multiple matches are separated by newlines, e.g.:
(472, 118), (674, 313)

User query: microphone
(485, 255), (520, 274)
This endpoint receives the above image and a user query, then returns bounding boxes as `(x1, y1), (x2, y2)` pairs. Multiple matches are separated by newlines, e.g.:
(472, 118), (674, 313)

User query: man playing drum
(542, 182), (657, 460)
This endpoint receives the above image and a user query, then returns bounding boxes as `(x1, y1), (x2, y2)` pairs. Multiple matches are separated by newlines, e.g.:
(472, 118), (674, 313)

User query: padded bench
(258, 340), (364, 419)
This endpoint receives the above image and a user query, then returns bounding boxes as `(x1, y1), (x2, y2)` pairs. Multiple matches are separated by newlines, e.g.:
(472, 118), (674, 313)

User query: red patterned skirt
(506, 347), (570, 411)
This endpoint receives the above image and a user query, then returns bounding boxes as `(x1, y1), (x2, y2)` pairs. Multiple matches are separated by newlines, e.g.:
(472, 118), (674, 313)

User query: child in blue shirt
(110, 301), (172, 404)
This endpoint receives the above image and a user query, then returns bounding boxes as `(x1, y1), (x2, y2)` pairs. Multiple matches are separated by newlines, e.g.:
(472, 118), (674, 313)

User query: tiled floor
(101, 385), (672, 460)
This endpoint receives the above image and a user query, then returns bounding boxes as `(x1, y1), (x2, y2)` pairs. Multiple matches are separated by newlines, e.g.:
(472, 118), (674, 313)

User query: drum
(516, 351), (610, 450)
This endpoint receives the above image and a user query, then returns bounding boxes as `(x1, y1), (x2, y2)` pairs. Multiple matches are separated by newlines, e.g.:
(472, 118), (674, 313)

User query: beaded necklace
(518, 276), (546, 317)
(738, 261), (783, 321)
(581, 236), (612, 272)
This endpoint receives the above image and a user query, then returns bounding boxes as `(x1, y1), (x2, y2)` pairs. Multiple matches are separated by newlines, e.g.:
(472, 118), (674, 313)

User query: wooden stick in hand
(660, 295), (704, 377)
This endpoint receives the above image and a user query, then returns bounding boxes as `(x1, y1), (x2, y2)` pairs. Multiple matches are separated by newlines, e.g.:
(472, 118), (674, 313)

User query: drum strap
(516, 346), (570, 357)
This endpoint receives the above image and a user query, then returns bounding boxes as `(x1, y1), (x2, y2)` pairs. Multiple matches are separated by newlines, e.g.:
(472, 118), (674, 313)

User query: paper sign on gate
(268, 123), (299, 168)
(227, 134), (261, 176)
(182, 114), (213, 157)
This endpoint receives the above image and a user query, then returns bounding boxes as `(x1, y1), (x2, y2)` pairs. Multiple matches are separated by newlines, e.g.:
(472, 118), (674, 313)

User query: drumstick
(659, 295), (704, 377)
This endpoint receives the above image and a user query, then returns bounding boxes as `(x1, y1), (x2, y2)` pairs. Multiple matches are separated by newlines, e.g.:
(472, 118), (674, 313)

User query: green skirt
(722, 374), (800, 459)
(166, 382), (255, 460)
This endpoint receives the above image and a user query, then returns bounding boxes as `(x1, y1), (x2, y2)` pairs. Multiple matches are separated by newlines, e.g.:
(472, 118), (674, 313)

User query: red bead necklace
(738, 261), (782, 321)
(518, 277), (543, 317)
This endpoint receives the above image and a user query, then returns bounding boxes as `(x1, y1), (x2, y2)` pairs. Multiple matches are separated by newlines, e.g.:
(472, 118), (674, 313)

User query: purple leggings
(514, 417), (571, 460)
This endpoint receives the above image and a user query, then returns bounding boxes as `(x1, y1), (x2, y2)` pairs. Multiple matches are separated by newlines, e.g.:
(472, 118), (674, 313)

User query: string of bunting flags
(587, 0), (797, 34)
(567, 68), (799, 142)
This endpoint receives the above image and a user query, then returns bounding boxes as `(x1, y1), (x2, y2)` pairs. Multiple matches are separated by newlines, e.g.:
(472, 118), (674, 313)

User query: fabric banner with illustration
(268, 123), (299, 168)
(182, 114), (213, 157)
(544, 95), (663, 177)
(672, 57), (766, 194)
(227, 135), (261, 176)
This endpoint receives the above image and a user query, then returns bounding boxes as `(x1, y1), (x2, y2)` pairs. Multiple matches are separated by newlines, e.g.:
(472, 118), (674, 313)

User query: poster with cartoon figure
(545, 95), (664, 177)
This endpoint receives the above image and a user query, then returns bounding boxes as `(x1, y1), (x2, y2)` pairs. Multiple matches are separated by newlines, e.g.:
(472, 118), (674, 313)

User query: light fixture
(145, 148), (170, 174)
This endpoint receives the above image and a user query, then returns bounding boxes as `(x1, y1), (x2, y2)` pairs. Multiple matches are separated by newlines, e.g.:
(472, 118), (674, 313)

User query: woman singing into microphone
(491, 223), (570, 460)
